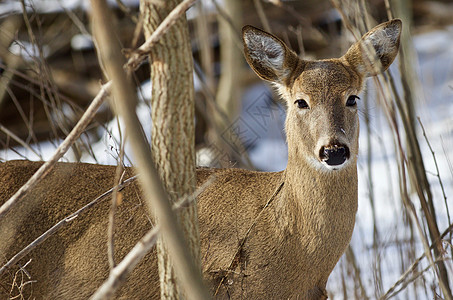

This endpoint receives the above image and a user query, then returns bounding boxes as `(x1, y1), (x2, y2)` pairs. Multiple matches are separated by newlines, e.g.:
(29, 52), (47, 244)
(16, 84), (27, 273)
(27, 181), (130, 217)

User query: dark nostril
(319, 145), (350, 166)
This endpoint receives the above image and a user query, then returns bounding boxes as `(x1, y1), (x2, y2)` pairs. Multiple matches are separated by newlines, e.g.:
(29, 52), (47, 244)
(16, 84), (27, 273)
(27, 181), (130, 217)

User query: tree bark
(140, 1), (201, 299)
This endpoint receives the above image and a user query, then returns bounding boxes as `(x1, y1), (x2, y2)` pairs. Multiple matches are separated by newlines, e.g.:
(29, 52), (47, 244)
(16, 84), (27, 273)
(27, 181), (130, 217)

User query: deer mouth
(319, 144), (350, 167)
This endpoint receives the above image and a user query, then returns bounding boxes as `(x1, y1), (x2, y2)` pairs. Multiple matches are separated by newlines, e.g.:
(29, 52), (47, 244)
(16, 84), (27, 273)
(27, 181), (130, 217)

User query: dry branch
(417, 117), (451, 231)
(253, 0), (271, 33)
(107, 166), (126, 270)
(0, 124), (42, 159)
(386, 71), (452, 300)
(380, 223), (453, 299)
(215, 0), (242, 132)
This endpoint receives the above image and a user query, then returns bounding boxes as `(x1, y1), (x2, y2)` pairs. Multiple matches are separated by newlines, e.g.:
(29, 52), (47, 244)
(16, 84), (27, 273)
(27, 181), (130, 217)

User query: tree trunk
(140, 1), (201, 299)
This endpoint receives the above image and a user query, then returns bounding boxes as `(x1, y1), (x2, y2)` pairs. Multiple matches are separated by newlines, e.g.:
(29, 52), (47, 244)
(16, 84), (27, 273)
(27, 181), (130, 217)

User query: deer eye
(294, 99), (309, 109)
(346, 95), (359, 107)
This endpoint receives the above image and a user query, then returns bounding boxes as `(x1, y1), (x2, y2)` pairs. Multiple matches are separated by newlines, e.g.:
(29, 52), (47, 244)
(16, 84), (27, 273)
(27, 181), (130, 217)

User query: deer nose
(319, 144), (350, 166)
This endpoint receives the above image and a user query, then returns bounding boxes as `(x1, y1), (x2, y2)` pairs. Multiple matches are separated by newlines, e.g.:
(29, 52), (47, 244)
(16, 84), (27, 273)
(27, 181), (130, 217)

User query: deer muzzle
(319, 144), (350, 166)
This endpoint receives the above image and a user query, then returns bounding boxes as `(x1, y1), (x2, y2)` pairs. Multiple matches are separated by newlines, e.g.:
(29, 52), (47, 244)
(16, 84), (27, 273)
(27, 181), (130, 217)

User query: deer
(0, 19), (401, 299)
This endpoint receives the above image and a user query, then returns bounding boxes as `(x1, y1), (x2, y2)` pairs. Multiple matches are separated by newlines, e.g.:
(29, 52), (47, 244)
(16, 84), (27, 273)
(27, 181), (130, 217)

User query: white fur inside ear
(244, 33), (285, 71)
(366, 24), (400, 57)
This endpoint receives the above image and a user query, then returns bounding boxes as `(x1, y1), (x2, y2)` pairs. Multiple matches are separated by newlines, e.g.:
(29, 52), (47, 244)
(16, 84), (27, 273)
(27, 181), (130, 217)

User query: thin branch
(345, 245), (371, 300)
(107, 168), (126, 269)
(193, 62), (254, 168)
(253, 0), (271, 33)
(0, 82), (111, 220)
(107, 125), (127, 269)
(270, 1), (311, 27)
(0, 124), (42, 159)
(334, 6), (452, 297)
(382, 258), (452, 300)
(210, 0), (242, 49)
(115, 0), (139, 23)
(417, 117), (451, 232)
(387, 70), (452, 299)
(57, 0), (91, 36)
(380, 222), (453, 299)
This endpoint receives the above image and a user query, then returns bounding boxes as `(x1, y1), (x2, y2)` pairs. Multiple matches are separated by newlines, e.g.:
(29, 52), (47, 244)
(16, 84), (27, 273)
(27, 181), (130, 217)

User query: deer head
(242, 20), (401, 172)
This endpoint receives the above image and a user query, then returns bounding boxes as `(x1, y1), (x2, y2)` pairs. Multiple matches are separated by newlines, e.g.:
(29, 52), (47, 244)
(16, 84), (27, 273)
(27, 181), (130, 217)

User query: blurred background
(0, 0), (452, 299)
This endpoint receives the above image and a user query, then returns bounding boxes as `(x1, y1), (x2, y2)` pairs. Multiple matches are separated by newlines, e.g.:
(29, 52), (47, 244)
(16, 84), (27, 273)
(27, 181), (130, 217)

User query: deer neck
(276, 150), (358, 236)
(284, 149), (358, 194)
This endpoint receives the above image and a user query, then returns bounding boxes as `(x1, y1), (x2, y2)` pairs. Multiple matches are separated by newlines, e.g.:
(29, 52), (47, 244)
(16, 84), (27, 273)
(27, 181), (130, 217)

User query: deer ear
(242, 25), (300, 85)
(343, 19), (402, 77)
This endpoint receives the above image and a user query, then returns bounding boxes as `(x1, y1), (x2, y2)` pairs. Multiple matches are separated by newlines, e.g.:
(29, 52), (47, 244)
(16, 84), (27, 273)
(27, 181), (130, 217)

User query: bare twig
(107, 167), (126, 269)
(253, 0), (271, 33)
(124, 0), (197, 70)
(194, 2), (215, 91)
(381, 257), (453, 300)
(392, 0), (451, 293)
(8, 259), (35, 299)
(0, 124), (42, 159)
(345, 245), (370, 300)
(380, 215), (453, 299)
(5, 84), (41, 146)
(333, 5), (452, 297)
(266, 0), (311, 27)
(57, 0), (91, 36)
(383, 0), (394, 20)
(0, 82), (111, 220)
(115, 0), (139, 23)
(0, 16), (22, 108)
(20, 0), (70, 141)
(210, 0), (242, 49)
(417, 117), (451, 232)
(387, 70), (452, 299)
(107, 121), (127, 270)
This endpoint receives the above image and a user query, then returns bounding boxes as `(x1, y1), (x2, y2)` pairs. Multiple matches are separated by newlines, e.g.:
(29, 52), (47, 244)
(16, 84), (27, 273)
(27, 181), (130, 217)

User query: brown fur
(0, 20), (401, 299)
